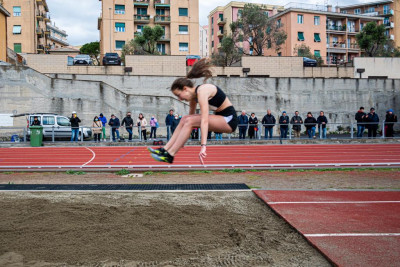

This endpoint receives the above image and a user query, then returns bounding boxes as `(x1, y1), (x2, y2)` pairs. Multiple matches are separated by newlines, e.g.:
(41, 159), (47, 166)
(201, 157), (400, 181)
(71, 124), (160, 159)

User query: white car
(73, 54), (93, 66)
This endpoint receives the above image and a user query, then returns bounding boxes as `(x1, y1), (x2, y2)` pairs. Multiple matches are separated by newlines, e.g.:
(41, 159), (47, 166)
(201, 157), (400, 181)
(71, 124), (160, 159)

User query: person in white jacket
(137, 113), (148, 141)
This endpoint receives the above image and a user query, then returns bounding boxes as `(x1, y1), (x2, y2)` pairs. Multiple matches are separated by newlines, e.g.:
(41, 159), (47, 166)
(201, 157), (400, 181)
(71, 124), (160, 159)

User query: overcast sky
(46, 0), (364, 46)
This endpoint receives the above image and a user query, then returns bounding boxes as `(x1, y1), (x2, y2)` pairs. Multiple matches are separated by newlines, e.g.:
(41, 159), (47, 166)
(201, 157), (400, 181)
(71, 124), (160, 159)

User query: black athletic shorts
(215, 106), (238, 132)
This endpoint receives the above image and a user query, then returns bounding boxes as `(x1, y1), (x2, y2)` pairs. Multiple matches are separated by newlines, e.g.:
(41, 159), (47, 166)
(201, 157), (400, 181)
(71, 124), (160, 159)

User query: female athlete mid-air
(149, 59), (238, 164)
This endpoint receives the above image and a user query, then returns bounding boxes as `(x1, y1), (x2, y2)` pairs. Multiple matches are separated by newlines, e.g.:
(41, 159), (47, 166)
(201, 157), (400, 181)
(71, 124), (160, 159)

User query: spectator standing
(108, 114), (120, 142)
(171, 114), (181, 135)
(355, 107), (366, 138)
(365, 108), (379, 138)
(317, 111), (328, 139)
(99, 113), (107, 141)
(262, 109), (276, 139)
(238, 110), (249, 139)
(121, 112), (134, 141)
(304, 112), (317, 139)
(279, 111), (289, 139)
(137, 113), (148, 141)
(191, 128), (199, 140)
(248, 113), (258, 139)
(385, 109), (398, 137)
(92, 116), (102, 143)
(149, 115), (158, 140)
(31, 116), (41, 126)
(165, 109), (174, 140)
(70, 111), (81, 142)
(290, 111), (303, 138)
(215, 132), (222, 140)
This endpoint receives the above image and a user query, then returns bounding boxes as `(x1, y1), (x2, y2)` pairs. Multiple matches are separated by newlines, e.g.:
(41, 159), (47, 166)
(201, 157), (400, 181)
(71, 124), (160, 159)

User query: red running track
(254, 190), (400, 267)
(0, 144), (400, 170)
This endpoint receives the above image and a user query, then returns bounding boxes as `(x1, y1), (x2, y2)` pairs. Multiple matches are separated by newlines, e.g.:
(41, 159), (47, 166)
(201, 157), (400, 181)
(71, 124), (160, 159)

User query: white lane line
(268, 201), (400, 204)
(305, 233), (400, 237)
(82, 147), (96, 167)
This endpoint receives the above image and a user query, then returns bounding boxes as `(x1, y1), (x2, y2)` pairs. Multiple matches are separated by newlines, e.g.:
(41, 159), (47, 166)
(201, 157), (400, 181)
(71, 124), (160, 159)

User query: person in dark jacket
(171, 114), (181, 135)
(165, 109), (174, 140)
(290, 111), (303, 138)
(385, 109), (398, 137)
(279, 111), (289, 139)
(99, 113), (107, 141)
(31, 116), (41, 126)
(365, 108), (379, 138)
(121, 112), (134, 141)
(70, 111), (81, 142)
(238, 110), (248, 139)
(262, 109), (276, 139)
(108, 114), (121, 142)
(355, 107), (366, 138)
(248, 113), (258, 139)
(317, 111), (328, 139)
(304, 112), (317, 139)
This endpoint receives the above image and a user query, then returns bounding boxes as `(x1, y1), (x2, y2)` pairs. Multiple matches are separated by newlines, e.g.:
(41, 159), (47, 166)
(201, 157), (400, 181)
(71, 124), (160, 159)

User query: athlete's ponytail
(171, 59), (213, 92)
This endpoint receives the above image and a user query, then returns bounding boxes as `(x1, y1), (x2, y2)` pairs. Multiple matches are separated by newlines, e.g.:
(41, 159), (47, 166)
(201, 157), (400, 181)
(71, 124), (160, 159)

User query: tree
(230, 3), (287, 56)
(376, 40), (400, 57)
(133, 25), (164, 55)
(80, 41), (100, 65)
(293, 43), (323, 66)
(211, 36), (242, 67)
(356, 22), (387, 57)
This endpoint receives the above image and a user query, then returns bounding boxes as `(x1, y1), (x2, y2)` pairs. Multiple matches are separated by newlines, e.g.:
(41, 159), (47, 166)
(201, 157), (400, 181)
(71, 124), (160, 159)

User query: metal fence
(0, 121), (399, 144)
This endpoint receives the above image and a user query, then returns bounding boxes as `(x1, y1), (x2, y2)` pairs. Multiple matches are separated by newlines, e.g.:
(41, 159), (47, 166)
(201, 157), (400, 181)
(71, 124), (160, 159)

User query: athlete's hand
(199, 146), (207, 165)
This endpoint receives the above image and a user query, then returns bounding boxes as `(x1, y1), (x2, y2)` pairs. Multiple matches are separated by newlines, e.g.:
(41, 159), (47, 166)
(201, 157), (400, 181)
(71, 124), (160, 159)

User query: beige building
(47, 22), (69, 49)
(199, 25), (208, 58)
(207, 1), (284, 55)
(4, 0), (52, 54)
(0, 2), (10, 61)
(339, 0), (399, 48)
(98, 0), (199, 58)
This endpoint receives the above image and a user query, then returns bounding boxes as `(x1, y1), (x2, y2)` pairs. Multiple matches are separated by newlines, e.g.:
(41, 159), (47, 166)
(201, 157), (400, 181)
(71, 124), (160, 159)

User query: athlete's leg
(167, 115), (232, 156)
(164, 114), (200, 151)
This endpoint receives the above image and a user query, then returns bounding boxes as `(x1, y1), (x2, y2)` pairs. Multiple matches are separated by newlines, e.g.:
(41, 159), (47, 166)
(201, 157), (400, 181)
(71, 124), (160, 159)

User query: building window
(115, 5), (125, 14)
(277, 19), (281, 28)
(136, 25), (143, 34)
(267, 39), (271, 49)
(179, 42), (189, 51)
(211, 28), (214, 35)
(278, 52), (282, 57)
(314, 16), (320, 25)
(385, 29), (390, 36)
(14, 43), (22, 53)
(211, 17), (213, 24)
(212, 41), (214, 47)
(137, 8), (147, 15)
(354, 8), (360, 14)
(314, 50), (321, 58)
(367, 7), (375, 13)
(116, 40), (125, 50)
(13, 6), (21, 16)
(219, 13), (223, 20)
(383, 5), (390, 14)
(297, 32), (305, 41)
(179, 8), (188, 16)
(297, 14), (303, 24)
(115, 23), (125, 32)
(179, 25), (188, 34)
(314, 33), (321, 42)
(264, 11), (269, 18)
(341, 10), (347, 14)
(360, 23), (364, 30)
(13, 25), (22, 34)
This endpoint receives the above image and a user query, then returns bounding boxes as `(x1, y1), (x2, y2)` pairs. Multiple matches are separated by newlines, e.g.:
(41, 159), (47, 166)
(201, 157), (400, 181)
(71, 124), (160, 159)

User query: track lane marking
(82, 147), (96, 167)
(305, 233), (400, 237)
(268, 201), (400, 204)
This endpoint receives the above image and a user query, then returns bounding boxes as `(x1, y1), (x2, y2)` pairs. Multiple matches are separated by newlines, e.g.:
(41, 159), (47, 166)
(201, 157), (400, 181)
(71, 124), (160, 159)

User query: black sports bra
(195, 85), (227, 110)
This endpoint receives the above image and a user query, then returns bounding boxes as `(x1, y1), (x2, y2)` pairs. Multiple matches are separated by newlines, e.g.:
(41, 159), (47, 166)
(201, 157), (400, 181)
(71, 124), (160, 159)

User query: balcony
(217, 43), (222, 49)
(44, 14), (50, 22)
(385, 22), (394, 28)
(37, 45), (44, 51)
(134, 14), (150, 23)
(36, 12), (43, 20)
(159, 34), (170, 42)
(383, 9), (394, 16)
(36, 0), (43, 4)
(217, 18), (226, 25)
(326, 25), (346, 32)
(154, 15), (171, 24)
(154, 0), (170, 8)
(36, 28), (44, 37)
(217, 30), (226, 37)
(133, 0), (150, 6)
(347, 43), (360, 51)
(44, 30), (50, 36)
(327, 42), (347, 53)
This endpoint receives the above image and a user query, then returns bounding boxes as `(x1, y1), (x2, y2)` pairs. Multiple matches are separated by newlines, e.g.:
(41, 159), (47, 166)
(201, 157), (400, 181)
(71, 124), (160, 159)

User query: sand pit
(0, 192), (330, 266)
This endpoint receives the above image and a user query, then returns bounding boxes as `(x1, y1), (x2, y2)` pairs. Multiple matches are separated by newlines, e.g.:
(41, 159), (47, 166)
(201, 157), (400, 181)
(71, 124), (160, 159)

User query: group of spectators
(355, 107), (398, 138)
(238, 110), (329, 139)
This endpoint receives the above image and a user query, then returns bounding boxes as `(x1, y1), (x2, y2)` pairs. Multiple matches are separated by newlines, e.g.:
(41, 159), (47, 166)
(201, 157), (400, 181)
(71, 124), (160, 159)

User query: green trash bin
(29, 126), (43, 147)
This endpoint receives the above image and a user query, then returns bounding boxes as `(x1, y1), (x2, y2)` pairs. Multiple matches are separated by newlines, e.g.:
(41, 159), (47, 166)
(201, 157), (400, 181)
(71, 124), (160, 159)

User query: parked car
(12, 113), (92, 141)
(303, 57), (317, 67)
(73, 54), (92, 65)
(103, 53), (121, 66)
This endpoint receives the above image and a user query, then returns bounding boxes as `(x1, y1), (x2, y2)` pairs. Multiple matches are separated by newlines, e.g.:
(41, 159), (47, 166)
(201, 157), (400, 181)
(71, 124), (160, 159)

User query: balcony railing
(154, 0), (170, 6)
(134, 14), (150, 23)
(154, 15), (171, 23)
(327, 42), (346, 48)
(160, 34), (170, 41)
(217, 18), (227, 25)
(347, 43), (359, 50)
(37, 45), (44, 51)
(133, 0), (150, 5)
(326, 25), (346, 31)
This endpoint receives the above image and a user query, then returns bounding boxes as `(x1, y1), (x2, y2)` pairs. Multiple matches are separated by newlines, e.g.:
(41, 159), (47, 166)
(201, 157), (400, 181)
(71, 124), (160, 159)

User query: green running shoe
(147, 147), (166, 155)
(151, 152), (174, 164)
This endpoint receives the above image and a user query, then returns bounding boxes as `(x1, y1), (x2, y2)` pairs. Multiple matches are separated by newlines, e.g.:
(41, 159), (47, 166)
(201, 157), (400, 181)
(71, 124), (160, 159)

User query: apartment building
(208, 1), (284, 55)
(47, 22), (69, 49)
(199, 25), (208, 58)
(268, 6), (383, 64)
(4, 0), (53, 54)
(0, 2), (10, 61)
(339, 0), (399, 48)
(98, 0), (199, 58)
